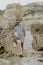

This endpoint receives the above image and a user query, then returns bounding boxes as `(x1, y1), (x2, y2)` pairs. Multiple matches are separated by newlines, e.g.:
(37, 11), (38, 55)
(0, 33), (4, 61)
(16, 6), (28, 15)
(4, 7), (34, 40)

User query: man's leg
(14, 37), (17, 44)
(21, 42), (24, 51)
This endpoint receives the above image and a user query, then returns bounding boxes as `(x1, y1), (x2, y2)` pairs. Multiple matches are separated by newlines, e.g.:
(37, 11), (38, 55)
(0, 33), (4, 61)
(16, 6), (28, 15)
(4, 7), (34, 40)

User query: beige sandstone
(0, 3), (43, 58)
(31, 23), (43, 50)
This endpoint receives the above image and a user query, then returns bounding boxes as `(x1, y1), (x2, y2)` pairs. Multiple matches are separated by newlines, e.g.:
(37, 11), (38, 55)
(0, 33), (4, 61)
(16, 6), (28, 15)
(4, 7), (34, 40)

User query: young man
(14, 20), (26, 51)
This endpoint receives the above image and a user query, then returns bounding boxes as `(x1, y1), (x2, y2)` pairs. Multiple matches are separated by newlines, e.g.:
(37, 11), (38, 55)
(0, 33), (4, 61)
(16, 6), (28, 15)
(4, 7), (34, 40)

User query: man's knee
(14, 38), (17, 44)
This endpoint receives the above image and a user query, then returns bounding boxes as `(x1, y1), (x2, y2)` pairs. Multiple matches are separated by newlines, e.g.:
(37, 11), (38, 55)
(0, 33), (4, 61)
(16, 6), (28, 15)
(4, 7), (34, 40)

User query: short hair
(16, 19), (22, 22)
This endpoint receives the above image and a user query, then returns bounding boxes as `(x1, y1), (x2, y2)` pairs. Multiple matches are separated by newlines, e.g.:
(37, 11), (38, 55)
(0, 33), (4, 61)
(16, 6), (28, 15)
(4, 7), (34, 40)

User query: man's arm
(22, 25), (26, 37)
(23, 30), (26, 37)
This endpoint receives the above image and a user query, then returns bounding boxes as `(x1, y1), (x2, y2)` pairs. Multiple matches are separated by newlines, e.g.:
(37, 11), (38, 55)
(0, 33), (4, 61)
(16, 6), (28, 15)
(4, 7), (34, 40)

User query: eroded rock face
(0, 27), (22, 58)
(31, 23), (43, 51)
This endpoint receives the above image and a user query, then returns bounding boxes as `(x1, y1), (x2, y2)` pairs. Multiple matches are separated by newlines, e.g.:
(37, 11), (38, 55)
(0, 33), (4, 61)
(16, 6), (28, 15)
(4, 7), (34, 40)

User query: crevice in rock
(0, 46), (5, 55)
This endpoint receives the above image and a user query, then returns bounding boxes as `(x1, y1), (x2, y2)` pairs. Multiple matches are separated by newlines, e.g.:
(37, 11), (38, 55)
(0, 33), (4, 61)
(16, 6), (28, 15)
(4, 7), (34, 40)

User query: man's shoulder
(20, 24), (24, 27)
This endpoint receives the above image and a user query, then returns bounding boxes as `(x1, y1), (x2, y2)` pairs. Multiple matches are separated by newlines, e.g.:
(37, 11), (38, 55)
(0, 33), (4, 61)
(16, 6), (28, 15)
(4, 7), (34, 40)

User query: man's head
(16, 19), (22, 26)
(16, 21), (20, 25)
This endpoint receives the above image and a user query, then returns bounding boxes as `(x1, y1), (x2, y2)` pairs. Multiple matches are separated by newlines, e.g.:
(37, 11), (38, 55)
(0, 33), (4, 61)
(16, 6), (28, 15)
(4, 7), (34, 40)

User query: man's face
(17, 21), (20, 25)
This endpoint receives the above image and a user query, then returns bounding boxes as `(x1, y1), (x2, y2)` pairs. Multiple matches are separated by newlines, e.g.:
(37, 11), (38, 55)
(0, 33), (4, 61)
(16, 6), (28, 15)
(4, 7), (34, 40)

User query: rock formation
(0, 27), (22, 58)
(31, 22), (43, 51)
(0, 2), (43, 58)
(0, 2), (43, 29)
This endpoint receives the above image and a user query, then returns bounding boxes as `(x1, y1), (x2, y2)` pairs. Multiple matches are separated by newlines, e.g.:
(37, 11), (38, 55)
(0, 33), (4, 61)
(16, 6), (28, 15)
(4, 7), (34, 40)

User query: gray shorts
(19, 36), (24, 43)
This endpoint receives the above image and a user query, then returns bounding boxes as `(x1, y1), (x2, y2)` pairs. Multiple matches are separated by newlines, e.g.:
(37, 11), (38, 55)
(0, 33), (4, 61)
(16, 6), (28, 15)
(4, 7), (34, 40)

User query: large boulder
(31, 23), (43, 51)
(0, 28), (22, 58)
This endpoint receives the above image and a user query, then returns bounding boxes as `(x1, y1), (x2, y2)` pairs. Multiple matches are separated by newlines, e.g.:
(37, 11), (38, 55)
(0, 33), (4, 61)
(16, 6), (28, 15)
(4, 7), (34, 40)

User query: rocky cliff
(0, 2), (43, 58)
